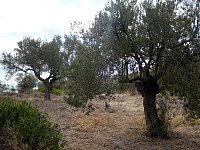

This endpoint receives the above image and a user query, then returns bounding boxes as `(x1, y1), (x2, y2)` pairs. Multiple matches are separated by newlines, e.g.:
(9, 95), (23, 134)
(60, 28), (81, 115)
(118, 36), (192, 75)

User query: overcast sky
(0, 0), (108, 85)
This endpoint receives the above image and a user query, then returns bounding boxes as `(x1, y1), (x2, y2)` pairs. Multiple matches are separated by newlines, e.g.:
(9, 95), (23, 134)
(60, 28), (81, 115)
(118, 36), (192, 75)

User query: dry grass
(71, 109), (118, 132)
(71, 109), (146, 134)
(0, 127), (30, 150)
(1, 92), (200, 150)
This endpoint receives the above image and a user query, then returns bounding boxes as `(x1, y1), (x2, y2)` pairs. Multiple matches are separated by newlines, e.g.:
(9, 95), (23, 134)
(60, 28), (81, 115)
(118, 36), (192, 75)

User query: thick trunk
(44, 81), (51, 101)
(143, 92), (167, 138)
(136, 78), (167, 138)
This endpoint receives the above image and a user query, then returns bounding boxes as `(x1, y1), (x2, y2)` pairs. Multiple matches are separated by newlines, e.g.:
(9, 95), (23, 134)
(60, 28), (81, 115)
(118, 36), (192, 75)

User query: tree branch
(3, 60), (34, 74)
(154, 45), (165, 76)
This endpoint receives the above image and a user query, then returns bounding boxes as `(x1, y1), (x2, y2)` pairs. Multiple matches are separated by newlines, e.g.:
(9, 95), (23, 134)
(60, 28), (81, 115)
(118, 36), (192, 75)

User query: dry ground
(1, 92), (200, 150)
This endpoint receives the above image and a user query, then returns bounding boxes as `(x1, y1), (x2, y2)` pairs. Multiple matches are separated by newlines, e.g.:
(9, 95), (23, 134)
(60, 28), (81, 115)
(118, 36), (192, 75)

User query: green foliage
(64, 94), (83, 108)
(162, 60), (200, 119)
(91, 0), (199, 78)
(64, 35), (108, 107)
(89, 0), (199, 138)
(37, 82), (45, 93)
(0, 98), (62, 149)
(0, 81), (8, 93)
(1, 36), (66, 100)
(37, 82), (64, 95)
(116, 82), (136, 94)
(16, 73), (37, 93)
(51, 88), (64, 95)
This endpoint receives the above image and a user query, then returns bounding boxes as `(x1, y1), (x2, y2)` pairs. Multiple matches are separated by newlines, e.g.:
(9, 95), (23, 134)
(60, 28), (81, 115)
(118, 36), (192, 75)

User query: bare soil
(1, 92), (200, 150)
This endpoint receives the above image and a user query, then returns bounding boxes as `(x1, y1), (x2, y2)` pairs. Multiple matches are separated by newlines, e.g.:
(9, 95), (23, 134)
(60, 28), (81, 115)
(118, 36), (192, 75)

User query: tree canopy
(91, 0), (199, 80)
(63, 33), (109, 107)
(1, 36), (66, 100)
(86, 0), (200, 138)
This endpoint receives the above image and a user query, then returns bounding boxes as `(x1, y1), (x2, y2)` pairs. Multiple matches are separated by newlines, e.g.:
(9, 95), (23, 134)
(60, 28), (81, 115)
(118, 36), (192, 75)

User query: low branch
(4, 60), (34, 74)
(154, 46), (165, 76)
(32, 69), (44, 82)
(129, 52), (143, 76)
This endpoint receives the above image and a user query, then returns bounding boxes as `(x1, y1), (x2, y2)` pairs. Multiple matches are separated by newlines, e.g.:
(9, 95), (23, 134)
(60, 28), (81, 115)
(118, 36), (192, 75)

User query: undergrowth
(0, 97), (63, 150)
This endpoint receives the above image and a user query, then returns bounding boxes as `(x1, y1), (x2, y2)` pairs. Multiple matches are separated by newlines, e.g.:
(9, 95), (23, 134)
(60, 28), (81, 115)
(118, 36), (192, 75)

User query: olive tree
(1, 36), (65, 100)
(90, 0), (199, 138)
(64, 34), (107, 107)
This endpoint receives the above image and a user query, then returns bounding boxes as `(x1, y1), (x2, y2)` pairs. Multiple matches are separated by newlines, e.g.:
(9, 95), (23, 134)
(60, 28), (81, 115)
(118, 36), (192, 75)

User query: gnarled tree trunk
(135, 78), (167, 138)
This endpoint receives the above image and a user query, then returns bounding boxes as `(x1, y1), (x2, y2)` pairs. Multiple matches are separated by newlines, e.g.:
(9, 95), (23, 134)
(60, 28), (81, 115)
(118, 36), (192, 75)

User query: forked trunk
(136, 78), (167, 138)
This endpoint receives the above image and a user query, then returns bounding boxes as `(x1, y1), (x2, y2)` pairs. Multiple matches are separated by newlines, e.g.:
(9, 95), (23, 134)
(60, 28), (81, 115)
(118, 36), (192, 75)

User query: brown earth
(1, 92), (200, 150)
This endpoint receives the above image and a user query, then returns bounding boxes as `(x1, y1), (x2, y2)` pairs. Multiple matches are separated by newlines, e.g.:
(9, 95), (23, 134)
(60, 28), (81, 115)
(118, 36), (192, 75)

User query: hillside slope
(1, 93), (200, 150)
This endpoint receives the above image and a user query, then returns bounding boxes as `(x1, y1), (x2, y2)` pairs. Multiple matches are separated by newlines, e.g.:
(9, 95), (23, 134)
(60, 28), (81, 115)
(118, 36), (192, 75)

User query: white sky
(0, 0), (108, 86)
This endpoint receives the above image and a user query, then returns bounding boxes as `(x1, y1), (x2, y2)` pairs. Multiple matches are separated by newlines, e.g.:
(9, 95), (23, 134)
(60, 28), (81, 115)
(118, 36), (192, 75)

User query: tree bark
(136, 78), (167, 138)
(125, 59), (129, 80)
(43, 80), (51, 101)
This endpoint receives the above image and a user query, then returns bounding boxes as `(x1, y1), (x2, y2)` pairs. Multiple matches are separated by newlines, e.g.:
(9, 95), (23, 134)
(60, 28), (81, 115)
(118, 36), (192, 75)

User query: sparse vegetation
(0, 0), (200, 149)
(0, 92), (200, 149)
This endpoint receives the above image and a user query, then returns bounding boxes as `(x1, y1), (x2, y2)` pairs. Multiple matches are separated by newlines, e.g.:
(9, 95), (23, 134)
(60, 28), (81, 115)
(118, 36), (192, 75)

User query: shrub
(0, 98), (62, 149)
(161, 61), (200, 119)
(51, 88), (64, 95)
(64, 95), (84, 108)
(37, 88), (45, 93)
(115, 83), (136, 95)
(37, 82), (64, 96)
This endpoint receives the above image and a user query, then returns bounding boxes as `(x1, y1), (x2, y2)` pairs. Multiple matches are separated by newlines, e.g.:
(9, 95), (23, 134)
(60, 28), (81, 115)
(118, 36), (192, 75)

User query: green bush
(64, 95), (84, 108)
(37, 83), (64, 96)
(115, 83), (136, 94)
(0, 98), (62, 149)
(37, 83), (45, 93)
(51, 88), (64, 95)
